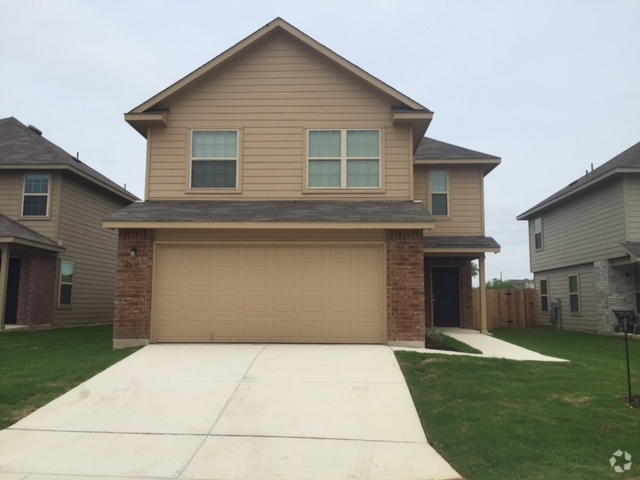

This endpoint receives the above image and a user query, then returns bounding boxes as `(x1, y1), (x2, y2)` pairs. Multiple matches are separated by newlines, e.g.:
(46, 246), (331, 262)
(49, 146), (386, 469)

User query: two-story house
(0, 117), (138, 329)
(518, 140), (640, 333)
(105, 18), (500, 348)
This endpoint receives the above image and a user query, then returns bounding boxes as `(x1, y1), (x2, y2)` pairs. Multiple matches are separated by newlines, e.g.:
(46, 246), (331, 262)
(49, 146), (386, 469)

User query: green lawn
(0, 326), (139, 430)
(397, 328), (640, 480)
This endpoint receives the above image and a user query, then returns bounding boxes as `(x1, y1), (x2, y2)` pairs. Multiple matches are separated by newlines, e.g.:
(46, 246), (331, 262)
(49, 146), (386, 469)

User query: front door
(4, 258), (21, 325)
(432, 266), (460, 327)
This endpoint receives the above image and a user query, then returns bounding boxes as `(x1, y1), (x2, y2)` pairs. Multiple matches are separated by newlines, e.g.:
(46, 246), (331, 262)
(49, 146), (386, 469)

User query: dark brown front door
(432, 266), (460, 327)
(4, 258), (21, 324)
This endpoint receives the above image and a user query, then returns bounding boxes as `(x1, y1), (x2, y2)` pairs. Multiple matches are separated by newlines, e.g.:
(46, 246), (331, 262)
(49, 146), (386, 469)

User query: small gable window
(191, 131), (238, 189)
(308, 130), (380, 189)
(534, 217), (543, 250)
(569, 274), (580, 313)
(539, 278), (549, 312)
(59, 261), (74, 306)
(430, 170), (448, 216)
(23, 173), (50, 217)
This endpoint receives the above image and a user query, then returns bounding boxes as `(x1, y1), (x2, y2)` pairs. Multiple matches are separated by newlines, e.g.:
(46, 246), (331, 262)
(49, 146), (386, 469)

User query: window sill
(433, 216), (452, 221)
(19, 215), (52, 221)
(303, 188), (385, 194)
(185, 188), (242, 194)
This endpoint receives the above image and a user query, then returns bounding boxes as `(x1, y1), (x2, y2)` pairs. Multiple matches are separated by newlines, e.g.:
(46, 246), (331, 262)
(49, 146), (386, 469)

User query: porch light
(130, 247), (138, 257)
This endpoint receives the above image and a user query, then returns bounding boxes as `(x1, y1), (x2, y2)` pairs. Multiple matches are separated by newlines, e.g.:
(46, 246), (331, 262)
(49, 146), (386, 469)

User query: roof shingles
(106, 200), (434, 224)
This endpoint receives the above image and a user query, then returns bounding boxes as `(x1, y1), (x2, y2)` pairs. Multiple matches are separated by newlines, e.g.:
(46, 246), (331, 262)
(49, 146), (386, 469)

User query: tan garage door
(152, 243), (385, 343)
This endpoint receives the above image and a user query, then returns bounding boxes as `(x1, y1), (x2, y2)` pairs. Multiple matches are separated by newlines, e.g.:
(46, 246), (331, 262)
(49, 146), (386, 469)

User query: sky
(1, 0), (639, 282)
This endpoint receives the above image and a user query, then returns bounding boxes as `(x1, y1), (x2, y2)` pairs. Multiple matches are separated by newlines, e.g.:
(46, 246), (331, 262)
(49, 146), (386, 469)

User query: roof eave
(517, 168), (634, 220)
(0, 237), (65, 253)
(0, 164), (138, 203)
(414, 158), (501, 176)
(124, 111), (169, 138)
(103, 220), (435, 230)
(393, 110), (433, 151)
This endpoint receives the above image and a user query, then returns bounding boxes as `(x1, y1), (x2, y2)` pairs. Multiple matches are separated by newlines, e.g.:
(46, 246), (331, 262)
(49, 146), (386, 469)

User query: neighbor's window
(23, 173), (50, 216)
(430, 170), (448, 216)
(59, 261), (74, 306)
(540, 278), (549, 312)
(534, 217), (543, 250)
(568, 274), (580, 313)
(191, 131), (238, 189)
(308, 130), (380, 188)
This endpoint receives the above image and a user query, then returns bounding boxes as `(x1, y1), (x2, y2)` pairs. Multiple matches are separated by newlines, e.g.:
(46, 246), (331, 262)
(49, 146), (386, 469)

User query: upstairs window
(534, 217), (543, 250)
(569, 274), (580, 313)
(59, 261), (74, 306)
(23, 173), (50, 216)
(308, 130), (380, 189)
(539, 278), (549, 312)
(191, 131), (237, 189)
(430, 170), (448, 216)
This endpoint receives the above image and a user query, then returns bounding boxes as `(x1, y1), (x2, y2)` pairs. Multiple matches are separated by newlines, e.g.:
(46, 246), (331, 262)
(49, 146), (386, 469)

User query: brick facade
(594, 260), (635, 333)
(15, 250), (57, 326)
(423, 257), (474, 329)
(386, 230), (426, 345)
(114, 229), (154, 347)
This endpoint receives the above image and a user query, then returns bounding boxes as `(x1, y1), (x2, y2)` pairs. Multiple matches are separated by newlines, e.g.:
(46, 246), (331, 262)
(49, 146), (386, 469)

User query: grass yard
(397, 328), (640, 480)
(0, 326), (139, 430)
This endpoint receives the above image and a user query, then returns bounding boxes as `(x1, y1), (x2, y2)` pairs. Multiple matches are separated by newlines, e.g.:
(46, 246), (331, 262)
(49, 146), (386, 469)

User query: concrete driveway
(0, 344), (461, 480)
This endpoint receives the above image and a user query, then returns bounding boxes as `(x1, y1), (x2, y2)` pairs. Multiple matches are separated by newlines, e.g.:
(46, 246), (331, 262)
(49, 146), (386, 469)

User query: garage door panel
(152, 243), (385, 343)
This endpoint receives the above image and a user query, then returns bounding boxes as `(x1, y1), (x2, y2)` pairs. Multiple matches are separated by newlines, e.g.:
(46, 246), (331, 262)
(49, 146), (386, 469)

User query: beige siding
(534, 264), (596, 331)
(624, 175), (640, 239)
(529, 178), (626, 272)
(155, 228), (386, 243)
(0, 170), (61, 241)
(53, 174), (130, 326)
(146, 32), (413, 201)
(414, 165), (483, 236)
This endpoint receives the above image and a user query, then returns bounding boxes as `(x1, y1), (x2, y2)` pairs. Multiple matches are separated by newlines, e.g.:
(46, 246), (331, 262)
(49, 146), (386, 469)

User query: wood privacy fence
(471, 288), (538, 330)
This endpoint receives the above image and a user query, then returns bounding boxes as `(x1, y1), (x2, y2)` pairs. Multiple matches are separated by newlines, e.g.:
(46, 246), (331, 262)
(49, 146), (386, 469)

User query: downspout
(479, 254), (488, 334)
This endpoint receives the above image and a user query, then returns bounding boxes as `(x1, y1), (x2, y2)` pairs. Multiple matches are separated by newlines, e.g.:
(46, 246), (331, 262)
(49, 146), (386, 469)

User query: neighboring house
(509, 279), (535, 289)
(518, 141), (640, 333)
(105, 18), (500, 348)
(0, 117), (138, 329)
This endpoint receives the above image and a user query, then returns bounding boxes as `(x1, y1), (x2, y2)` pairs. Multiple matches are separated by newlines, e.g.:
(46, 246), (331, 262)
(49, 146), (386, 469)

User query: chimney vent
(28, 125), (42, 136)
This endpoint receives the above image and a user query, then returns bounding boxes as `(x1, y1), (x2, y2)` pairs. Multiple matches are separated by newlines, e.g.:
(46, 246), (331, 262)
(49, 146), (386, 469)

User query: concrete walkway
(0, 344), (461, 480)
(393, 328), (568, 362)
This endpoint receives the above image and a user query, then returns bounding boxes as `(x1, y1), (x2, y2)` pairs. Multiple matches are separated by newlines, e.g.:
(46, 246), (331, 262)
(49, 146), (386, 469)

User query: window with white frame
(539, 278), (549, 312)
(430, 170), (448, 216)
(308, 130), (380, 188)
(534, 217), (543, 250)
(23, 173), (50, 216)
(191, 131), (238, 189)
(59, 261), (74, 306)
(569, 274), (580, 313)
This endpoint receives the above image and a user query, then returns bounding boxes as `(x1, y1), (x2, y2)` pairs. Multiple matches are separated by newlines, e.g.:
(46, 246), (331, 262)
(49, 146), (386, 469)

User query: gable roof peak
(126, 17), (430, 120)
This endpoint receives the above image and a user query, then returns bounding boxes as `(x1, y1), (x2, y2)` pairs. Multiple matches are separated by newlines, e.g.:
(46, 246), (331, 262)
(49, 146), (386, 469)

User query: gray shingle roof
(423, 235), (501, 250)
(0, 213), (63, 251)
(415, 137), (500, 161)
(621, 241), (640, 259)
(106, 200), (434, 224)
(518, 140), (640, 220)
(0, 117), (138, 202)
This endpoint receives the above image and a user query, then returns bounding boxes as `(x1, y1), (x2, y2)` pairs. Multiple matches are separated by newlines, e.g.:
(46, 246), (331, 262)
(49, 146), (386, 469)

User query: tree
(486, 278), (517, 290)
(471, 261), (479, 278)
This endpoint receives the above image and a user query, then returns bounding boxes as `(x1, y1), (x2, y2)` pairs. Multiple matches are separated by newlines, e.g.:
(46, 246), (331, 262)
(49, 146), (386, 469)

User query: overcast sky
(2, 0), (639, 281)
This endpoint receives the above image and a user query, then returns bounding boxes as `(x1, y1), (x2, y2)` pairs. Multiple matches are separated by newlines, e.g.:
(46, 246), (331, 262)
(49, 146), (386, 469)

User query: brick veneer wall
(423, 257), (474, 329)
(114, 229), (154, 347)
(594, 260), (635, 333)
(16, 251), (56, 326)
(386, 230), (426, 345)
